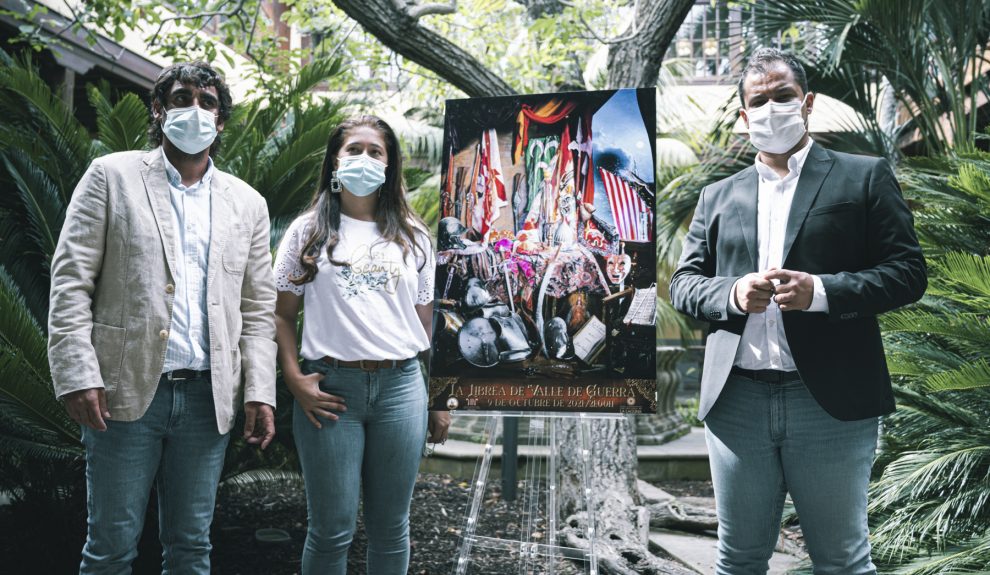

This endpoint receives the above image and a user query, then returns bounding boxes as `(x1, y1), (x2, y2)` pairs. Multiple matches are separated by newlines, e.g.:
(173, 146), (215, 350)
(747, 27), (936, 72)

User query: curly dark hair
(148, 62), (233, 157)
(737, 47), (809, 107)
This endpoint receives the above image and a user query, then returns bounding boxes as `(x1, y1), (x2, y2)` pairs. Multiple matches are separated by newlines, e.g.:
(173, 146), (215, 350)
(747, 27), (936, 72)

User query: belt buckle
(167, 371), (185, 381)
(359, 360), (377, 372)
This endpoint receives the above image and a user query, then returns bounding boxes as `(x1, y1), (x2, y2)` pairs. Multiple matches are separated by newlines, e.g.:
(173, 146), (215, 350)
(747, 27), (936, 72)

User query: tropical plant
(867, 152), (990, 574)
(0, 50), (119, 497)
(750, 0), (990, 158)
(0, 49), (151, 571)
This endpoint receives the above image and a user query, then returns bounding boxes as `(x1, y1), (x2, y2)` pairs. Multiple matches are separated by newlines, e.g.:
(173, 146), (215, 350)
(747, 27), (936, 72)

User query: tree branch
(333, 0), (515, 97)
(392, 0), (459, 19)
(605, 0), (696, 89)
(51, 1), (122, 61)
(148, 0), (250, 46)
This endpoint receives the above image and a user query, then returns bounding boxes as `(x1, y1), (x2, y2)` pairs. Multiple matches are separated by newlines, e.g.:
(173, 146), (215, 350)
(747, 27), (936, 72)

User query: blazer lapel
(781, 142), (834, 265)
(207, 174), (234, 289)
(732, 167), (759, 271)
(141, 149), (178, 279)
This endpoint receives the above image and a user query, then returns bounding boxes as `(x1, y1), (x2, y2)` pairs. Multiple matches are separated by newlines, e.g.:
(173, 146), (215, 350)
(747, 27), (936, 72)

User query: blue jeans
(79, 375), (229, 575)
(294, 358), (427, 575)
(704, 374), (879, 575)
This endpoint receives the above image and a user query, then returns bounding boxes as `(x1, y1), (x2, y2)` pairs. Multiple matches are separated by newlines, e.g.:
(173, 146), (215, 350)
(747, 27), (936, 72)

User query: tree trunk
(331, 0), (516, 97)
(606, 0), (697, 89)
(557, 418), (697, 575)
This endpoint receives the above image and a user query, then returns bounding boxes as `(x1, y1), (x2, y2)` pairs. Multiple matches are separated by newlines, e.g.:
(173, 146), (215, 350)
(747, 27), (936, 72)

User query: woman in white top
(273, 115), (450, 574)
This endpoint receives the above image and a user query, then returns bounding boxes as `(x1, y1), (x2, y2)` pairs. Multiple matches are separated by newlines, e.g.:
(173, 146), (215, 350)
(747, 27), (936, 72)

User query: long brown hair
(291, 115), (429, 285)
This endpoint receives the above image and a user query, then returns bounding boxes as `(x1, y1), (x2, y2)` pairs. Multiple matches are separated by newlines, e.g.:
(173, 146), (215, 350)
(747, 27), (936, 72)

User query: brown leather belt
(163, 369), (210, 381)
(320, 356), (409, 371)
(730, 366), (801, 384)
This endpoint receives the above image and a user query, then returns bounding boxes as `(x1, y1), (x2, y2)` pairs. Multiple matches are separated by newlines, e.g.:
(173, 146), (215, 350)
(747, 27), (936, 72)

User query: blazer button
(165, 284), (175, 294)
(159, 329), (169, 340)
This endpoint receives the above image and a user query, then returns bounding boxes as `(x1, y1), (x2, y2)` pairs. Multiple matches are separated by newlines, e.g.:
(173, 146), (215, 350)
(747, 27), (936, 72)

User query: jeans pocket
(301, 358), (329, 376)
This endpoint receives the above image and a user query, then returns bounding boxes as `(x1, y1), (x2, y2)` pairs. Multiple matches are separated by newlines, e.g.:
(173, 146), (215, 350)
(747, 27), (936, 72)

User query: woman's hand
(286, 372), (346, 429)
(428, 410), (451, 444)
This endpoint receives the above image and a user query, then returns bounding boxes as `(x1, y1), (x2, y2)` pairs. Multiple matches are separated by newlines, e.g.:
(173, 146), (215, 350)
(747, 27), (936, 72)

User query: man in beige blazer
(48, 62), (276, 574)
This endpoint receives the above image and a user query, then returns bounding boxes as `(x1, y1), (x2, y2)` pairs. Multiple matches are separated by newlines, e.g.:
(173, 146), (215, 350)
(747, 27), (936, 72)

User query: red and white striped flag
(473, 128), (507, 242)
(599, 168), (653, 241)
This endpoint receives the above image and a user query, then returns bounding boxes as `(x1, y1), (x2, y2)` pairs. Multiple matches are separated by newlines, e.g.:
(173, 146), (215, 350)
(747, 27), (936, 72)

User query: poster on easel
(429, 88), (657, 413)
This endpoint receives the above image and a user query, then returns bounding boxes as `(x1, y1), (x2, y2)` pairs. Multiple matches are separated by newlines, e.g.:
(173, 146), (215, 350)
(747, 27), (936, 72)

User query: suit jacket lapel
(141, 149), (178, 279)
(732, 167), (759, 271)
(781, 142), (834, 265)
(207, 174), (234, 289)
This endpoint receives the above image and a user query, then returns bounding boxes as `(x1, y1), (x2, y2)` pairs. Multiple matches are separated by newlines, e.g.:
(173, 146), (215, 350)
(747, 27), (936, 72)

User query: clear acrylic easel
(452, 411), (624, 575)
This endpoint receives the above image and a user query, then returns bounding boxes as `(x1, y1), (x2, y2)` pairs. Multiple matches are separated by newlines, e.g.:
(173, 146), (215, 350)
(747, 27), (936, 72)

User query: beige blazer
(48, 149), (277, 434)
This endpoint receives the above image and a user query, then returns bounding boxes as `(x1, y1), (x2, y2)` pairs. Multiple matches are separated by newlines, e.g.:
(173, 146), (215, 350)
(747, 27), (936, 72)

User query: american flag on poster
(599, 168), (653, 241)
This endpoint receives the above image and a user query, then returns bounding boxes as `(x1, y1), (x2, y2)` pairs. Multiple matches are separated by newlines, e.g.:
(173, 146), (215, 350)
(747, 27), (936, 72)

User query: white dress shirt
(728, 138), (828, 370)
(161, 148), (214, 372)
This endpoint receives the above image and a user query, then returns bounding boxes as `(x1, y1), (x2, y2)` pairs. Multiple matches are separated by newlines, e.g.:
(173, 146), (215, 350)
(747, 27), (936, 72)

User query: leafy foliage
(872, 151), (990, 572)
(750, 0), (990, 157)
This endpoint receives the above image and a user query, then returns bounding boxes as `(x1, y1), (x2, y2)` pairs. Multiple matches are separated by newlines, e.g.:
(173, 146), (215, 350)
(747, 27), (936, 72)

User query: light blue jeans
(704, 374), (879, 575)
(294, 358), (428, 575)
(79, 374), (229, 575)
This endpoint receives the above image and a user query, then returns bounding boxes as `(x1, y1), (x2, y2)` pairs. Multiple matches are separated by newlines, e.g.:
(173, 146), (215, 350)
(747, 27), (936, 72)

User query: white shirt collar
(161, 147), (215, 192)
(754, 137), (815, 183)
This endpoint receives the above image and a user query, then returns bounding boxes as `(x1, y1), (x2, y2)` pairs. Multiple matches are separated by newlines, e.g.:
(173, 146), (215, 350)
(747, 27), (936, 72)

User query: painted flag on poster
(600, 168), (653, 242)
(570, 115), (607, 250)
(473, 128), (507, 242)
(570, 115), (594, 204)
(442, 148), (455, 218)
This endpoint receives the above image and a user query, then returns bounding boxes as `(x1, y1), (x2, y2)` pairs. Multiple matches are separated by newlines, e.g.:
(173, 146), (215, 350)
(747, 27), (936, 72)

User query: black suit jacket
(669, 143), (927, 421)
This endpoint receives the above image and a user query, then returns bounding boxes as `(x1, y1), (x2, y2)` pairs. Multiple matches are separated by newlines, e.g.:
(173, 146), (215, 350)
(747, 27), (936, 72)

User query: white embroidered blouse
(274, 212), (435, 361)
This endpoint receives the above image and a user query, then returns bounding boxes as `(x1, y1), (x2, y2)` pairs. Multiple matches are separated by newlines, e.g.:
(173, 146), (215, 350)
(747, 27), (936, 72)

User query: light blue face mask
(163, 105), (218, 154)
(333, 154), (387, 197)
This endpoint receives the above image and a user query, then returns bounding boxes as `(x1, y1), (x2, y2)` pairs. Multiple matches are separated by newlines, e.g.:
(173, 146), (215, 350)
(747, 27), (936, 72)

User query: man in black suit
(670, 48), (926, 575)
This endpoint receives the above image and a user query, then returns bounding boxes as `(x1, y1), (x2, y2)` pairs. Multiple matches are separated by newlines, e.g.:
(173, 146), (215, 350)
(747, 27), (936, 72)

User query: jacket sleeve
(48, 160), (109, 398)
(238, 196), (278, 407)
(669, 185), (741, 323)
(819, 159), (927, 321)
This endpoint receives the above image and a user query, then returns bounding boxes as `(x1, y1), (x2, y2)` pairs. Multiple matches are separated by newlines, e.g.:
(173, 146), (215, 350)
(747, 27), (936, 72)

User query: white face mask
(745, 94), (809, 154)
(334, 154), (387, 197)
(162, 106), (218, 155)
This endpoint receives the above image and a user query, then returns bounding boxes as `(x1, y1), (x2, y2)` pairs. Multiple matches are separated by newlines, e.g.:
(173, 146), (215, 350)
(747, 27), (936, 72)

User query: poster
(429, 88), (657, 413)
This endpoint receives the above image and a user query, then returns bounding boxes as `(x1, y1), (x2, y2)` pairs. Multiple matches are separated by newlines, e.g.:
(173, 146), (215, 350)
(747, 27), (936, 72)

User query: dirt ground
(0, 474), (709, 574)
(211, 474), (700, 574)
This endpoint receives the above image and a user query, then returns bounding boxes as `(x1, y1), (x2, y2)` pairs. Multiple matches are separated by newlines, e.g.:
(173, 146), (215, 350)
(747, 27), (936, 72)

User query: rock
(649, 529), (804, 575)
(638, 479), (675, 504)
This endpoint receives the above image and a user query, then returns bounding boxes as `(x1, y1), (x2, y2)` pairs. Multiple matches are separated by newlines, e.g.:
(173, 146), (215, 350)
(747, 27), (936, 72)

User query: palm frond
(929, 253), (990, 301)
(883, 532), (990, 575)
(256, 118), (338, 217)
(926, 359), (990, 391)
(0, 152), (65, 262)
(87, 85), (149, 154)
(220, 468), (302, 490)
(0, 53), (92, 198)
(882, 310), (990, 349)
